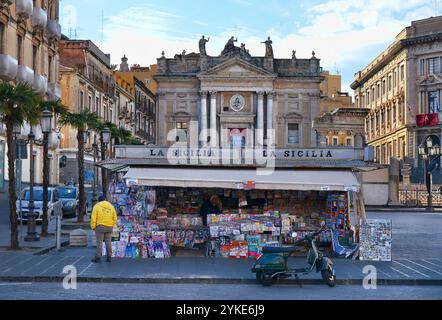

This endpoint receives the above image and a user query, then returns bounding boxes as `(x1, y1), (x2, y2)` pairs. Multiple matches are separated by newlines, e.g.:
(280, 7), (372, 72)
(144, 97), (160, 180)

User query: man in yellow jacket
(91, 195), (117, 263)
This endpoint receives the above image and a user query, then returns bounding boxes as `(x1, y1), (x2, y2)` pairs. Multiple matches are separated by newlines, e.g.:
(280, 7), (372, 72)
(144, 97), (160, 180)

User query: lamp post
(41, 110), (53, 237)
(100, 127), (111, 199)
(86, 128), (110, 206)
(23, 110), (53, 242)
(418, 136), (441, 212)
(24, 127), (39, 242)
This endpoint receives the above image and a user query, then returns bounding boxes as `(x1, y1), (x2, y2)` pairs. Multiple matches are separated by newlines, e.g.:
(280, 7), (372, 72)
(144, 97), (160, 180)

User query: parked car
(16, 187), (62, 223)
(56, 186), (79, 218)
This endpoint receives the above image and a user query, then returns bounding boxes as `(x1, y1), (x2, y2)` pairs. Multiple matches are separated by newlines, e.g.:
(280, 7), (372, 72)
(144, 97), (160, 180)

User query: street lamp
(101, 127), (111, 199)
(41, 110), (53, 134)
(85, 128), (111, 206)
(418, 136), (441, 212)
(24, 127), (39, 242)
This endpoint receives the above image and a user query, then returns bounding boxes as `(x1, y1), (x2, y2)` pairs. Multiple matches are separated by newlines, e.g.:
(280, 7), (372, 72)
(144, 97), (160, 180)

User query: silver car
(16, 187), (63, 222)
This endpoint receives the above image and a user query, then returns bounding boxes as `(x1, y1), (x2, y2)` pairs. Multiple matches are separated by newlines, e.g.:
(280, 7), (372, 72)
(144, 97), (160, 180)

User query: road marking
(79, 263), (93, 276)
(377, 268), (392, 278)
(422, 259), (442, 268)
(20, 255), (54, 275)
(37, 256), (70, 276)
(393, 261), (430, 278)
(1, 256), (35, 275)
(405, 259), (442, 276)
(389, 267), (410, 278)
(0, 283), (32, 286)
(421, 213), (442, 216)
(58, 257), (83, 275)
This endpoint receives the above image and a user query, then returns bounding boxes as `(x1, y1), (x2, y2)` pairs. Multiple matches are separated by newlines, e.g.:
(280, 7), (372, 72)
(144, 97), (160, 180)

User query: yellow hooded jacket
(90, 201), (117, 230)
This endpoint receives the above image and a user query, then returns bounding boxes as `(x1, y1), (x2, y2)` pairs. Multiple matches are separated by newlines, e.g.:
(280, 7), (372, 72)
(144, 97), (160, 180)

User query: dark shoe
(106, 257), (112, 263)
(91, 257), (101, 263)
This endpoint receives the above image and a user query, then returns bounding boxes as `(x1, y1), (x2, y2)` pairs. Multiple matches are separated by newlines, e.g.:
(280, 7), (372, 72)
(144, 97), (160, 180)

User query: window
(96, 97), (100, 114)
(428, 57), (440, 75)
(332, 137), (339, 146)
(428, 91), (440, 113)
(88, 96), (92, 109)
(388, 75), (392, 92)
(48, 55), (53, 83)
(382, 79), (386, 96)
(367, 92), (370, 106)
(400, 65), (405, 81)
(393, 71), (397, 87)
(80, 91), (84, 111)
(17, 35), (23, 65)
(287, 123), (300, 144)
(346, 138), (352, 146)
(175, 122), (188, 142)
(0, 23), (4, 54)
(32, 45), (38, 72)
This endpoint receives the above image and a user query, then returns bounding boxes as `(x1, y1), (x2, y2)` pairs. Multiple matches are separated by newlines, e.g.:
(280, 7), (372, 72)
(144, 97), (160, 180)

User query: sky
(59, 0), (440, 94)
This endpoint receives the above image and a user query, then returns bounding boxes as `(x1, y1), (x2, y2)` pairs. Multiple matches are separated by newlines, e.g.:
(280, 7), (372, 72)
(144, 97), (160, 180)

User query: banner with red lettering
(416, 113), (438, 127)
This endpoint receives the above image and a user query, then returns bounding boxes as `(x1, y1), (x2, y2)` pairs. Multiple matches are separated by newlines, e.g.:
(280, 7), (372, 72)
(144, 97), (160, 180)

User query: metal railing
(399, 184), (442, 207)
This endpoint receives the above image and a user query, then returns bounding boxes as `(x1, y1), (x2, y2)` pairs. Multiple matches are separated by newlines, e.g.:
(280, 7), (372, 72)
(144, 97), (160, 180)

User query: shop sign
(320, 186), (331, 191)
(119, 147), (356, 162)
(344, 185), (358, 192)
(238, 181), (256, 190)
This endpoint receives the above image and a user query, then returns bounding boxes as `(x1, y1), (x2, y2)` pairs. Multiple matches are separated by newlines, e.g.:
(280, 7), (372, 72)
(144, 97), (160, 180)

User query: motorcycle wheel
(256, 271), (276, 287)
(321, 269), (336, 287)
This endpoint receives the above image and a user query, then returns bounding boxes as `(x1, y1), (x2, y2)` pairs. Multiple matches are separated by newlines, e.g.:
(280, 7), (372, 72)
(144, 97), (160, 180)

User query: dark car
(56, 186), (79, 218)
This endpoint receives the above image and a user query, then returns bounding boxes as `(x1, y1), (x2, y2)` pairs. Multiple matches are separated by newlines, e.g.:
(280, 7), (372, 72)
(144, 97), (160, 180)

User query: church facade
(154, 37), (331, 150)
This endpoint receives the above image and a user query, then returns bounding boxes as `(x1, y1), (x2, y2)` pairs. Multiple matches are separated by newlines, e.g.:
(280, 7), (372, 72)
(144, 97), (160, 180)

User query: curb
(33, 240), (70, 256)
(0, 276), (440, 286)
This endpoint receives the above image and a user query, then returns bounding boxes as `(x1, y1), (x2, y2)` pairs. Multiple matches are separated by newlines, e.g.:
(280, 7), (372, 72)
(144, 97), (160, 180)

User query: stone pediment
(198, 57), (276, 79)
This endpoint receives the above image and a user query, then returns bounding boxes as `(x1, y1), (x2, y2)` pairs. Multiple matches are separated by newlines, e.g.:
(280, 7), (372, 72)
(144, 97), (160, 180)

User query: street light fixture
(40, 109), (53, 134)
(24, 127), (39, 242)
(101, 127), (111, 145)
(418, 135), (441, 212)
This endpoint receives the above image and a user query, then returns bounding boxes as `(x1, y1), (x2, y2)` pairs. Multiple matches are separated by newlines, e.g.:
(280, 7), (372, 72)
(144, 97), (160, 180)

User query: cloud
(102, 1), (436, 92)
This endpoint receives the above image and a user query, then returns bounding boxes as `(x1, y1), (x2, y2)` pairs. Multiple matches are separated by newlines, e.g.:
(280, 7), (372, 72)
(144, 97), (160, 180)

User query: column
(209, 90), (217, 147)
(200, 91), (208, 146)
(266, 91), (274, 146)
(256, 91), (264, 146)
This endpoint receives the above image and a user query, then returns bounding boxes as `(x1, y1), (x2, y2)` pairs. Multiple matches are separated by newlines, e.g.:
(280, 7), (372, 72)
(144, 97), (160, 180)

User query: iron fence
(399, 184), (442, 207)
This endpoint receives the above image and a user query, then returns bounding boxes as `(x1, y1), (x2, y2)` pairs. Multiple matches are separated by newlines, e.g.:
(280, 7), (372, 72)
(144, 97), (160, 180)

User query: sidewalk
(0, 247), (441, 286)
(0, 221), (70, 254)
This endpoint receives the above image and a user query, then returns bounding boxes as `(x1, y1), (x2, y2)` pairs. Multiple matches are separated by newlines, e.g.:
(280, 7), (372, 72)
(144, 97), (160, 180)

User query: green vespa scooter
(252, 222), (336, 287)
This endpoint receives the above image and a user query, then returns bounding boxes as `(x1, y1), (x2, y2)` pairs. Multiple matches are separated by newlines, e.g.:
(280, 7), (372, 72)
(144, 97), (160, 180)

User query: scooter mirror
(291, 232), (298, 238)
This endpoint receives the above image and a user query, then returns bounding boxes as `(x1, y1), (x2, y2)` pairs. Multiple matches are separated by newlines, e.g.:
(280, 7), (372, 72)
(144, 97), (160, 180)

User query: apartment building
(58, 38), (116, 184)
(352, 16), (442, 172)
(0, 0), (62, 187)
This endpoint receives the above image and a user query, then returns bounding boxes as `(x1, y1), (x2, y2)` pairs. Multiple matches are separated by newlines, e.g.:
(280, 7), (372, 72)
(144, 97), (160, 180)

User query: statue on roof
(199, 35), (210, 56)
(262, 36), (273, 58)
(221, 36), (238, 56)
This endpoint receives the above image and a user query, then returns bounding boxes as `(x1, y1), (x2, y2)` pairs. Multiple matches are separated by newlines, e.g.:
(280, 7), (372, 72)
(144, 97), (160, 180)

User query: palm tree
(0, 83), (41, 250)
(60, 109), (98, 223)
(36, 99), (67, 236)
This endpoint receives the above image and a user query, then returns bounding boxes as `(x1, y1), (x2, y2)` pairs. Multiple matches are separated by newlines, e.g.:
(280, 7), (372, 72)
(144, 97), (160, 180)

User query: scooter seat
(262, 246), (297, 254)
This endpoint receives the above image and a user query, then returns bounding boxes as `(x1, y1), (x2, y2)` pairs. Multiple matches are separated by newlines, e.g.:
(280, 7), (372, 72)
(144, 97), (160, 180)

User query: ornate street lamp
(24, 127), (39, 242)
(418, 136), (442, 212)
(40, 109), (53, 134)
(101, 127), (111, 145)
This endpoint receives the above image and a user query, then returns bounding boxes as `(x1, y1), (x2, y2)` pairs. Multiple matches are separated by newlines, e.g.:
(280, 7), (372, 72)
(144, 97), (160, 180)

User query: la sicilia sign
(117, 147), (356, 162)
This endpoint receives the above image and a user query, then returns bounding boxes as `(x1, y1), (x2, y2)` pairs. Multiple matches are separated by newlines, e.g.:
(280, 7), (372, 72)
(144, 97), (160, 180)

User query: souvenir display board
(109, 183), (353, 259)
(359, 219), (392, 262)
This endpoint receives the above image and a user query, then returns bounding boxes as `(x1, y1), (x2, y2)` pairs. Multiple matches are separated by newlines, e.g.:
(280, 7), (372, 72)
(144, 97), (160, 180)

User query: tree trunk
(41, 132), (49, 236)
(77, 129), (85, 223)
(6, 120), (19, 250)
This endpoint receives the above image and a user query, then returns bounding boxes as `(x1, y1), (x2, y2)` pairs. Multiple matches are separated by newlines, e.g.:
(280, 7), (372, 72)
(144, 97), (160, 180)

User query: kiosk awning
(124, 167), (360, 192)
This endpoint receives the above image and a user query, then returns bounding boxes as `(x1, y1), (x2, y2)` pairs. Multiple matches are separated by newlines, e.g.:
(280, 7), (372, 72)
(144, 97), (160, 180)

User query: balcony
(33, 74), (48, 94)
(15, 0), (33, 20)
(31, 7), (47, 31)
(16, 65), (34, 85)
(47, 20), (61, 41)
(47, 82), (61, 101)
(0, 54), (18, 81)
